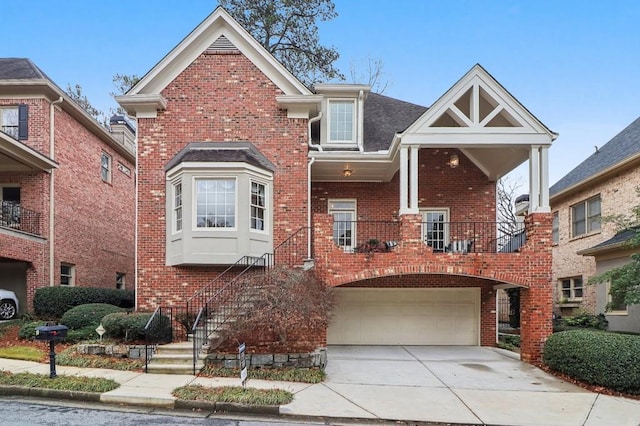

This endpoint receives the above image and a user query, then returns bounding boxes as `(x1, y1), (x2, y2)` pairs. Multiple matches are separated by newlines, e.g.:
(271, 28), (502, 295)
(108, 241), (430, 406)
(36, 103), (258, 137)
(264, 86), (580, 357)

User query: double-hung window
(196, 178), (236, 228)
(101, 152), (112, 183)
(0, 107), (18, 139)
(250, 181), (266, 231)
(173, 181), (183, 232)
(328, 100), (355, 144)
(329, 200), (356, 251)
(559, 277), (583, 301)
(61, 264), (75, 286)
(571, 196), (600, 237)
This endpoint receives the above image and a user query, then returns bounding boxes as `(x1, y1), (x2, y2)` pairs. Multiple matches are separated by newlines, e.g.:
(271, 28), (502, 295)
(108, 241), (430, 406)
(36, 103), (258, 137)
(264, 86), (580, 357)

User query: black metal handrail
(0, 201), (41, 236)
(332, 220), (400, 252)
(421, 221), (526, 254)
(143, 306), (188, 372)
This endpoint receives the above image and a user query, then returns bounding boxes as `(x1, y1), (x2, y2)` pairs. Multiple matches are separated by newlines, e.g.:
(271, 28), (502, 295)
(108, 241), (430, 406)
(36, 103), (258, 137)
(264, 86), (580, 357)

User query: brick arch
(325, 264), (529, 288)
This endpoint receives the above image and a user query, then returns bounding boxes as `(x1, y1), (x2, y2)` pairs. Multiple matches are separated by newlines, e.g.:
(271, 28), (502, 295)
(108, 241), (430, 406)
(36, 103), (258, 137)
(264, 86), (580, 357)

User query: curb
(0, 386), (280, 415)
(175, 399), (280, 415)
(0, 385), (101, 402)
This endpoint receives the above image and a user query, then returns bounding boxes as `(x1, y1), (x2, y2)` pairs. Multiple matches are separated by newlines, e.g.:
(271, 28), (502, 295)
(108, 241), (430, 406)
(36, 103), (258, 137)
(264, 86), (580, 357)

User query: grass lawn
(0, 371), (119, 393)
(174, 385), (293, 405)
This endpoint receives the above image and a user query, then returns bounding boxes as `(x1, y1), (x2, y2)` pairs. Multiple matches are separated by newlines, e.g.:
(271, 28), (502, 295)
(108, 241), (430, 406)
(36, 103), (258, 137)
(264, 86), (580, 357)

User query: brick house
(0, 58), (135, 316)
(117, 8), (556, 363)
(550, 116), (640, 331)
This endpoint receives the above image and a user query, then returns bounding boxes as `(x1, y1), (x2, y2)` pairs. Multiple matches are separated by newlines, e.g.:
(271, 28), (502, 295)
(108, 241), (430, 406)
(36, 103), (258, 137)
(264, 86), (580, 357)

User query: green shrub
(101, 312), (171, 342)
(544, 330), (640, 393)
(60, 303), (125, 330)
(65, 326), (100, 343)
(563, 311), (608, 330)
(18, 321), (46, 340)
(33, 287), (134, 319)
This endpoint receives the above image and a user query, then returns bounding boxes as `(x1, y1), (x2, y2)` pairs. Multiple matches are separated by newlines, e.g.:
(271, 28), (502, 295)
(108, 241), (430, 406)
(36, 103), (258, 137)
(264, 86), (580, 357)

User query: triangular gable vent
(206, 35), (240, 54)
(430, 81), (523, 129)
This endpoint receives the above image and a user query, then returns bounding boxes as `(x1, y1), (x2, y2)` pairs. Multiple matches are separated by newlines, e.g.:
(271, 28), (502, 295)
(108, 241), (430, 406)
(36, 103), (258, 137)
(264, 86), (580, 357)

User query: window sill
(606, 311), (629, 316)
(558, 302), (581, 308)
(569, 230), (601, 242)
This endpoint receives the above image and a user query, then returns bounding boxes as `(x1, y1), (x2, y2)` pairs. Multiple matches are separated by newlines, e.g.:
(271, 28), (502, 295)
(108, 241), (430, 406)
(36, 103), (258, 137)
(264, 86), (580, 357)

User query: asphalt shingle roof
(164, 142), (275, 172)
(363, 93), (428, 152)
(550, 116), (640, 196)
(0, 58), (48, 80)
(585, 228), (637, 252)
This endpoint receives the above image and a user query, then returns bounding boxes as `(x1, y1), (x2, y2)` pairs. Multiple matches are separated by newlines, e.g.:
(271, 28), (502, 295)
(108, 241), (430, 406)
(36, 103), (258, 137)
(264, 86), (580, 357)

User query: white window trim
(326, 98), (357, 146)
(60, 263), (75, 286)
(328, 199), (357, 252)
(571, 195), (601, 238)
(0, 106), (19, 139)
(559, 277), (583, 302)
(421, 208), (451, 251)
(172, 180), (183, 234)
(250, 179), (269, 234)
(192, 176), (238, 232)
(101, 152), (112, 183)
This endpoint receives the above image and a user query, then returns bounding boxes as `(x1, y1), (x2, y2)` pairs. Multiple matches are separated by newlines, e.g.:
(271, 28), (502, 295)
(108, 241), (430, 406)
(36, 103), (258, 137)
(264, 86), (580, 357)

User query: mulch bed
(0, 325), (74, 362)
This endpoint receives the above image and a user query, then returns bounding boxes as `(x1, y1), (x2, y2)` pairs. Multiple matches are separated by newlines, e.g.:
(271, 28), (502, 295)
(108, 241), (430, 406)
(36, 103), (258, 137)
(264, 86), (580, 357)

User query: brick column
(519, 212), (553, 364)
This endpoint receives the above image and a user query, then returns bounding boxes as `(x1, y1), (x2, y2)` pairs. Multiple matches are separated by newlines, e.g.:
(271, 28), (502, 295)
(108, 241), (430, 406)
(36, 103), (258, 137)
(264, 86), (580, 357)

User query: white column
(409, 145), (419, 213)
(539, 146), (550, 212)
(399, 146), (409, 214)
(529, 146), (540, 212)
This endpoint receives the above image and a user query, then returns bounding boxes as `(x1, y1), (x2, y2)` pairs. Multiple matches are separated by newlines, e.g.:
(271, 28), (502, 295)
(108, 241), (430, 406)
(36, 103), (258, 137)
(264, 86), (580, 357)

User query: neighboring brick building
(550, 117), (640, 330)
(117, 8), (556, 363)
(0, 59), (135, 317)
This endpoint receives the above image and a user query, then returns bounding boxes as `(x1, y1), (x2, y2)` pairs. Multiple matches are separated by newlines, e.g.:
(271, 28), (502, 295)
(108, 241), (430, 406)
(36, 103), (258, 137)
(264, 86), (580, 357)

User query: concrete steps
(145, 342), (207, 375)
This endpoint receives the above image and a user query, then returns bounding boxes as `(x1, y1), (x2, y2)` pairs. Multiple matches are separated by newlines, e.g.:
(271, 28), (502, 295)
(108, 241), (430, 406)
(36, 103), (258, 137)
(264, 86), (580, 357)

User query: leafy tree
(219, 0), (343, 86)
(111, 73), (140, 96)
(589, 187), (640, 308)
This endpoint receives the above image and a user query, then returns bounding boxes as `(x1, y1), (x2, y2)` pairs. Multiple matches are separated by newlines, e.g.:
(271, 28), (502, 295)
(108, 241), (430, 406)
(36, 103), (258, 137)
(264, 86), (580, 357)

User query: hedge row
(34, 287), (134, 319)
(544, 330), (640, 393)
(60, 303), (125, 330)
(102, 312), (172, 342)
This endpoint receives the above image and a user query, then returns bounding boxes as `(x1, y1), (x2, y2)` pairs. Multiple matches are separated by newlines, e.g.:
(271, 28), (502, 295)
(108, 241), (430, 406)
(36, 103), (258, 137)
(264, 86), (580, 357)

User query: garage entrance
(0, 261), (27, 316)
(328, 288), (480, 345)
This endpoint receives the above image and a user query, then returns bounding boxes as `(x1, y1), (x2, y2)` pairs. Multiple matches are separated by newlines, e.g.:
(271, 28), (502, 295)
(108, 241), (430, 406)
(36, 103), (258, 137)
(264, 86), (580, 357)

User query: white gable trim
(400, 64), (557, 144)
(127, 7), (311, 99)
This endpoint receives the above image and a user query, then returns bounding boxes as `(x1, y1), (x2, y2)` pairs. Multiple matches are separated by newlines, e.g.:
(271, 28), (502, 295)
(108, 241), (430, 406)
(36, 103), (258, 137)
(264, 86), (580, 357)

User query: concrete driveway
(281, 345), (640, 426)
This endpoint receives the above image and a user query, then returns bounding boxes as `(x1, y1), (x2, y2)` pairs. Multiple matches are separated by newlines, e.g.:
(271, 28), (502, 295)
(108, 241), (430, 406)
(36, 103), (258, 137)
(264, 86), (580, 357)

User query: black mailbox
(35, 324), (68, 341)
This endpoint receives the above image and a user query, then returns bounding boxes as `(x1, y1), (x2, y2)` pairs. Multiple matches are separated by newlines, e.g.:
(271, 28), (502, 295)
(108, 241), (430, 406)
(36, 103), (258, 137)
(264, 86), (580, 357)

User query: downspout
(308, 111), (323, 151)
(133, 117), (139, 310)
(358, 90), (364, 152)
(306, 111), (322, 259)
(307, 157), (315, 260)
(49, 96), (63, 286)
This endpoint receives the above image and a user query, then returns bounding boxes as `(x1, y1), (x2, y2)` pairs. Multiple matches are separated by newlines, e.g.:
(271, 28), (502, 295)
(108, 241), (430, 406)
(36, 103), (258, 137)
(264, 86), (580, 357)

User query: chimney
(109, 115), (136, 155)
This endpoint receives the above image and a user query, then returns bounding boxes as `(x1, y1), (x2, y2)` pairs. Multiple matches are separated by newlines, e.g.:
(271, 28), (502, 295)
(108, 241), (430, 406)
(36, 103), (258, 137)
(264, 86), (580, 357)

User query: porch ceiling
(311, 157), (396, 182)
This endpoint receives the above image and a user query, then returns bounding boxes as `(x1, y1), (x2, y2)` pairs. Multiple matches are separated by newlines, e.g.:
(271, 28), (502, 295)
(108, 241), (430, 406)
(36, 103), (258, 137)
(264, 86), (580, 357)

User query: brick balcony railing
(0, 201), (41, 236)
(328, 219), (525, 254)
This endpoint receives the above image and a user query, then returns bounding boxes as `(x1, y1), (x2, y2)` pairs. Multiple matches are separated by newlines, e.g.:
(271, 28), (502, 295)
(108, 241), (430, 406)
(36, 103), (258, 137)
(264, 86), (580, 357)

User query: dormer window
(329, 100), (355, 144)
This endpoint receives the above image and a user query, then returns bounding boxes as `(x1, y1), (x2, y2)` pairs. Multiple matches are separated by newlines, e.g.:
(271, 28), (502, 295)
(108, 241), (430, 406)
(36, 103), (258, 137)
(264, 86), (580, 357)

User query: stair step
(146, 363), (204, 375)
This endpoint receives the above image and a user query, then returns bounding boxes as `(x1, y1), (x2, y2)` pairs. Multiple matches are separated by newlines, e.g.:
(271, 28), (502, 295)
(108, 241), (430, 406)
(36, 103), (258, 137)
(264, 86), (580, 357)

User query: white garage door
(328, 288), (480, 345)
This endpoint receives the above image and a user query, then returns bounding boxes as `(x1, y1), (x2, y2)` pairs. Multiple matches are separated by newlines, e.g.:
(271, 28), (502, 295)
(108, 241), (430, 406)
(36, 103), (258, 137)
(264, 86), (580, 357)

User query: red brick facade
(133, 42), (553, 363)
(0, 94), (135, 312)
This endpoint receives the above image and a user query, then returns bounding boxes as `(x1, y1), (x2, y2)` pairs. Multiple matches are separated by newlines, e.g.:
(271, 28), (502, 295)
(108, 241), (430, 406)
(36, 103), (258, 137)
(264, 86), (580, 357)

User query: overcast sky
(3, 1), (639, 187)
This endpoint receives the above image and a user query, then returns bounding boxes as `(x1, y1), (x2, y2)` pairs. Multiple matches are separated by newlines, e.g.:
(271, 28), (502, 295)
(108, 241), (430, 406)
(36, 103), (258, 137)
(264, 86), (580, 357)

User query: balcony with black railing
(329, 219), (525, 254)
(0, 201), (41, 236)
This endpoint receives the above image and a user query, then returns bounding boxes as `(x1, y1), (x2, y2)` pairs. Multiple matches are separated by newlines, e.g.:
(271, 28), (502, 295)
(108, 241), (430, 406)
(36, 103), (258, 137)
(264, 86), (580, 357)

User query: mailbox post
(35, 324), (68, 378)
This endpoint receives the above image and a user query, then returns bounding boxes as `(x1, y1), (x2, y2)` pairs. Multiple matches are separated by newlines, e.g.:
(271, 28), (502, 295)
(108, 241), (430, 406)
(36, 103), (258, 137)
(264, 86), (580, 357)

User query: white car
(0, 289), (19, 320)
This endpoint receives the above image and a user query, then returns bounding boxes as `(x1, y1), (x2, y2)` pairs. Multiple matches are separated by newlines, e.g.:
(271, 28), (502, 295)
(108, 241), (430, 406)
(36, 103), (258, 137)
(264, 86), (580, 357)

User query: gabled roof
(120, 6), (310, 118)
(165, 142), (275, 173)
(550, 116), (640, 198)
(396, 64), (556, 180)
(363, 93), (428, 152)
